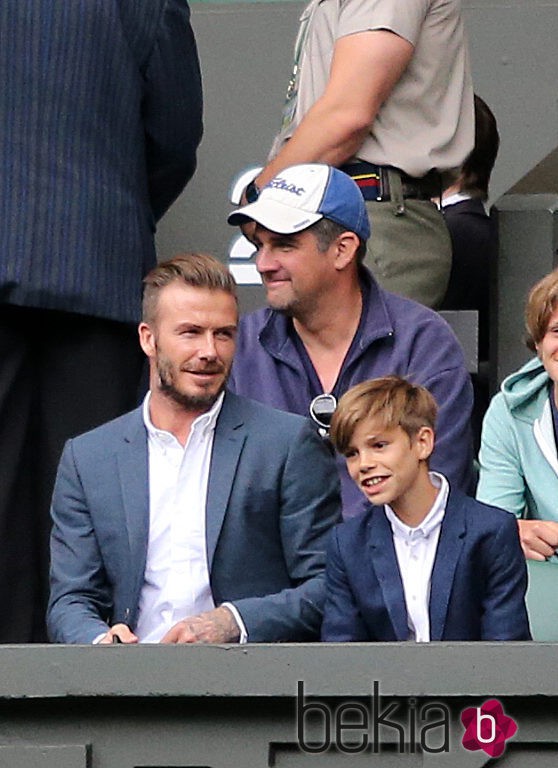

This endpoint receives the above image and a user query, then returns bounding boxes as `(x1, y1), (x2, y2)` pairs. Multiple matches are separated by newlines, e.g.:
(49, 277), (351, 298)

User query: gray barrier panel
(0, 644), (556, 767)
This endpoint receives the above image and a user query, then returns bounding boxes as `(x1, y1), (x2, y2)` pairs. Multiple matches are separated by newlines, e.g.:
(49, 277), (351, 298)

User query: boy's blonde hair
(330, 376), (438, 454)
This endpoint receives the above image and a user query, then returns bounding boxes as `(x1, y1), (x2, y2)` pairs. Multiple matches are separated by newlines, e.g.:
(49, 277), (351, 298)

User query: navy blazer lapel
(116, 409), (150, 604)
(429, 490), (467, 640)
(369, 510), (409, 641)
(206, 393), (247, 568)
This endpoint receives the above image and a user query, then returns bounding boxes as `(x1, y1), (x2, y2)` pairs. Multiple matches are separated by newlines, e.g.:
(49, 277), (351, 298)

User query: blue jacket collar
(205, 392), (247, 565)
(118, 408), (150, 618)
(367, 510), (408, 641)
(257, 267), (395, 371)
(429, 487), (467, 640)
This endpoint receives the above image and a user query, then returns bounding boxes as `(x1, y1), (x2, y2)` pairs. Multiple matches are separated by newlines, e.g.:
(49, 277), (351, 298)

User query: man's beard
(264, 282), (311, 319)
(156, 357), (228, 411)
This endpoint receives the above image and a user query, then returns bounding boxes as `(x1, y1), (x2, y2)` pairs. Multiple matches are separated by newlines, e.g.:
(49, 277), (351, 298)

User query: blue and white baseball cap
(227, 163), (370, 242)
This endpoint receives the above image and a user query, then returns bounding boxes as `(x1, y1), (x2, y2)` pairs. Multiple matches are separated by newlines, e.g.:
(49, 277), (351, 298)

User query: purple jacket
(229, 269), (474, 518)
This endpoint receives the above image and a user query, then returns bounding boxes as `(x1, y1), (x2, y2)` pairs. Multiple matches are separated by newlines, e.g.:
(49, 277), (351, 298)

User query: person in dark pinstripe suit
(0, 0), (203, 642)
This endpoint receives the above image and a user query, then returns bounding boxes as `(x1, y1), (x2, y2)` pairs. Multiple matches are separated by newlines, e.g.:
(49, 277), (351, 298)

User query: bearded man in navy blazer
(48, 254), (341, 644)
(321, 377), (531, 642)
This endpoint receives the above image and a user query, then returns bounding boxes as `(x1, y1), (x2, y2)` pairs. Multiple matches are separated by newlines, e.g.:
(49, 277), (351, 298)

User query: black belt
(340, 162), (442, 202)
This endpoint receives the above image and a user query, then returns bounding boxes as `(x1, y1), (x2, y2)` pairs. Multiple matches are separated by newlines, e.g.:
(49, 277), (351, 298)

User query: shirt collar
(142, 390), (224, 444)
(384, 472), (448, 540)
(440, 191), (472, 208)
(441, 192), (490, 215)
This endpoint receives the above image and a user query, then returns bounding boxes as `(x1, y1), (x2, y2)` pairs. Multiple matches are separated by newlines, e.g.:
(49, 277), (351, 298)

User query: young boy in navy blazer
(321, 376), (531, 642)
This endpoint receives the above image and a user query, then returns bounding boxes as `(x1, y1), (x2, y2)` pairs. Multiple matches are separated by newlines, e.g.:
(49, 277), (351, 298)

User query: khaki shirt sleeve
(337, 0), (429, 45)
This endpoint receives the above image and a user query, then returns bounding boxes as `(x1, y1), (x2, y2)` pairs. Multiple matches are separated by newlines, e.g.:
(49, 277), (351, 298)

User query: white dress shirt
(133, 391), (245, 643)
(383, 473), (448, 642)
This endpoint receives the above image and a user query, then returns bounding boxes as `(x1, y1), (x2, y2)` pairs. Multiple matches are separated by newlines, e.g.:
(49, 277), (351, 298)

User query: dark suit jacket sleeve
(321, 527), (370, 642)
(143, 0), (203, 220)
(480, 511), (532, 640)
(230, 423), (341, 641)
(47, 441), (113, 644)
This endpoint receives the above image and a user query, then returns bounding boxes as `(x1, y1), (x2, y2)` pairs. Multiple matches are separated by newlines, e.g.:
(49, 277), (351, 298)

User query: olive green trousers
(364, 197), (451, 309)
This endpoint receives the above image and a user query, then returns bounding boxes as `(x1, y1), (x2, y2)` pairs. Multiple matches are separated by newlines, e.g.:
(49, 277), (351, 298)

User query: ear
(414, 426), (435, 462)
(333, 231), (360, 270)
(138, 321), (156, 359)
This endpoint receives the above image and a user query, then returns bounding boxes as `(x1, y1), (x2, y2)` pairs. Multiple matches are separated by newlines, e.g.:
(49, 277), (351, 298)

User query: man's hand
(518, 519), (558, 560)
(160, 606), (240, 644)
(98, 623), (139, 644)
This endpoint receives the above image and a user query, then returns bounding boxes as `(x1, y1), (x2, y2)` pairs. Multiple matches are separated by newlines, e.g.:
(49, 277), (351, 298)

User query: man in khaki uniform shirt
(239, 0), (474, 308)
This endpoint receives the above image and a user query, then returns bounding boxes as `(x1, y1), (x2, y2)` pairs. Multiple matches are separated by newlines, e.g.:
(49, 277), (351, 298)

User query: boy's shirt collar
(384, 472), (448, 539)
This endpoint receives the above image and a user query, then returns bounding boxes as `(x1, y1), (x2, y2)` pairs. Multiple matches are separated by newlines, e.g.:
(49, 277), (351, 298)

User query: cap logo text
(267, 178), (305, 196)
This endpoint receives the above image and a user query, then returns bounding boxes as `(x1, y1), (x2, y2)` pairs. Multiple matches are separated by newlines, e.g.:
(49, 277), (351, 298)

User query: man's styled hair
(330, 376), (438, 454)
(310, 218), (367, 263)
(525, 267), (558, 351)
(142, 252), (238, 324)
(458, 94), (499, 200)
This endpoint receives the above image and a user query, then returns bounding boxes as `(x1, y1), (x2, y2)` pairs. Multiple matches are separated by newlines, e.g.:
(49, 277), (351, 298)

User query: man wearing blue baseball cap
(228, 164), (475, 518)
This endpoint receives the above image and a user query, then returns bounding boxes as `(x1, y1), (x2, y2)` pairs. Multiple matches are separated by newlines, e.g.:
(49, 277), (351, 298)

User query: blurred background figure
(439, 94), (500, 355)
(0, 0), (203, 642)
(438, 94), (500, 449)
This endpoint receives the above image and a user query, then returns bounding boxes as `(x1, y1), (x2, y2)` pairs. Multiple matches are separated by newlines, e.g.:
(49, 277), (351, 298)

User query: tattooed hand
(160, 605), (240, 644)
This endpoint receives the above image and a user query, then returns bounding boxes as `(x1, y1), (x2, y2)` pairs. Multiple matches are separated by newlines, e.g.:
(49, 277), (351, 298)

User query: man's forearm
(255, 30), (414, 188)
(255, 102), (370, 188)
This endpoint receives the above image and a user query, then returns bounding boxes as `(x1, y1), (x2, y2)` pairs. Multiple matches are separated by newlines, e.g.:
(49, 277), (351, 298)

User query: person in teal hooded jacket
(477, 268), (558, 560)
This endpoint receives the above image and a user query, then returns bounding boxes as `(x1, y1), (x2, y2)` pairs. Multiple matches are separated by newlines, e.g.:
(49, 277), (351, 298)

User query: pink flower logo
(461, 699), (517, 757)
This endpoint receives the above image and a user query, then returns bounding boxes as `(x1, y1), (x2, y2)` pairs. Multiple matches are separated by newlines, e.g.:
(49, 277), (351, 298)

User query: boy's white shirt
(384, 472), (449, 642)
